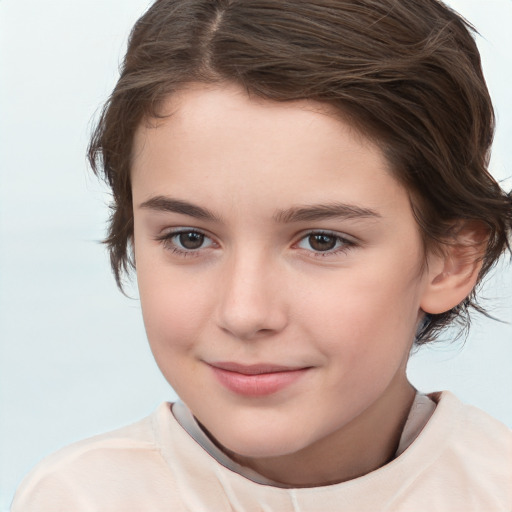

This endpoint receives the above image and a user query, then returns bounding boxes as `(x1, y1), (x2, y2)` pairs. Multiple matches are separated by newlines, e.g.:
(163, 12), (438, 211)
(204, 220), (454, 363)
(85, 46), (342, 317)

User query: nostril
(216, 300), (288, 340)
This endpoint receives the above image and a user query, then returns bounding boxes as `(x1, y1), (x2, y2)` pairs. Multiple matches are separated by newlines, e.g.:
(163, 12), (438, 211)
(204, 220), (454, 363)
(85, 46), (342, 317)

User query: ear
(420, 221), (488, 315)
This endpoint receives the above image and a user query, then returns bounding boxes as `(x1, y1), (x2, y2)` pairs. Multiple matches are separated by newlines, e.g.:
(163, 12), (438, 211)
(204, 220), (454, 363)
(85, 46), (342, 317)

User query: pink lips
(209, 362), (310, 396)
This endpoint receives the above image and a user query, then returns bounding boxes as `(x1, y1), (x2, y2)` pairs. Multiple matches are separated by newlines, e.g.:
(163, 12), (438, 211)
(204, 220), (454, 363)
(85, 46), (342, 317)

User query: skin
(131, 82), (477, 487)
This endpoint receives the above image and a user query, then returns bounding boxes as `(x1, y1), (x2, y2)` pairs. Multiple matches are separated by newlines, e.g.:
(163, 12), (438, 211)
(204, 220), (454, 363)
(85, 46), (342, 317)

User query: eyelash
(155, 228), (357, 258)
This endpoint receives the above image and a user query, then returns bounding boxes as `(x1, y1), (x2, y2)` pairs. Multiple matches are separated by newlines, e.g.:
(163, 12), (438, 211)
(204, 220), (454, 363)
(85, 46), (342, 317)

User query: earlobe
(420, 222), (488, 315)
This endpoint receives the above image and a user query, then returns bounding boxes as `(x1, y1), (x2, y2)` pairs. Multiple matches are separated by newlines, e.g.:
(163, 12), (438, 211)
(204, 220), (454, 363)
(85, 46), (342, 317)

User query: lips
(211, 361), (304, 375)
(208, 361), (311, 396)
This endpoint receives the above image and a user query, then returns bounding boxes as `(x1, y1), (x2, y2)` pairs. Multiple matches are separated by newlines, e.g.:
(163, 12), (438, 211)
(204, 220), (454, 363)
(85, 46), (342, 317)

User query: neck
(225, 376), (416, 487)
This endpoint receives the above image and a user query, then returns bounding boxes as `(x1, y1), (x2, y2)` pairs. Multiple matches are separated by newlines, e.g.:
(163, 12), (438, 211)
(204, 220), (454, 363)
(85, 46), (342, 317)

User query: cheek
(136, 260), (212, 356)
(293, 260), (423, 364)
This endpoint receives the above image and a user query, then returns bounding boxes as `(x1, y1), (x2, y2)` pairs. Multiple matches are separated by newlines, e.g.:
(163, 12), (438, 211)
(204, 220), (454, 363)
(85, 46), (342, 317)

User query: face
(132, 83), (431, 460)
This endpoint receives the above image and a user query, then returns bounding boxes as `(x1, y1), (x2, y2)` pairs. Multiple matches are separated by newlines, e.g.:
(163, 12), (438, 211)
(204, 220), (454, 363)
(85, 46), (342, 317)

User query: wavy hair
(88, 0), (512, 344)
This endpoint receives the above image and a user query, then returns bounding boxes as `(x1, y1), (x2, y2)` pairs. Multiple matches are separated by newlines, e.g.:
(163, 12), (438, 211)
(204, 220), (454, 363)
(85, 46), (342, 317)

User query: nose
(215, 251), (288, 340)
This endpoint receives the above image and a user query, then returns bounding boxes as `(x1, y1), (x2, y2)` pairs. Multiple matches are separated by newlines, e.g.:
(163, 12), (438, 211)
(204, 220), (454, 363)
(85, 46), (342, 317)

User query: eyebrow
(139, 196), (221, 222)
(273, 203), (381, 223)
(139, 196), (381, 224)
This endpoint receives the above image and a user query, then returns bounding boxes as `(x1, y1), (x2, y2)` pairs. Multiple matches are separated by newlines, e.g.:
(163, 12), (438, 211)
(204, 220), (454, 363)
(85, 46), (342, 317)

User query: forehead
(131, 82), (409, 220)
(132, 82), (381, 163)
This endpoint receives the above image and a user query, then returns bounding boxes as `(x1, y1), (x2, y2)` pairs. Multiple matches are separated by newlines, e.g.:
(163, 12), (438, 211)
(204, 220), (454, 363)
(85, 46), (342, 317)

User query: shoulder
(430, 390), (512, 456)
(11, 403), (180, 512)
(409, 391), (512, 509)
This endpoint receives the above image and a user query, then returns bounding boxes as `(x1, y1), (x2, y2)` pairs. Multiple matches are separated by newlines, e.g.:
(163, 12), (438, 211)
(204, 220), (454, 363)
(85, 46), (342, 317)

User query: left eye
(297, 232), (350, 253)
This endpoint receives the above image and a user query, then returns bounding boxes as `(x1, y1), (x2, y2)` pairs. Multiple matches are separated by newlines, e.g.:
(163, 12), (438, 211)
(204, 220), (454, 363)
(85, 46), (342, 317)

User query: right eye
(175, 231), (206, 250)
(156, 229), (215, 256)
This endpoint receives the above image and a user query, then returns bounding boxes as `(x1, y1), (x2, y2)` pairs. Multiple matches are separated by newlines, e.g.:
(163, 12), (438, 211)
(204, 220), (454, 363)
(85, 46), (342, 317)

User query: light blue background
(1, 0), (511, 509)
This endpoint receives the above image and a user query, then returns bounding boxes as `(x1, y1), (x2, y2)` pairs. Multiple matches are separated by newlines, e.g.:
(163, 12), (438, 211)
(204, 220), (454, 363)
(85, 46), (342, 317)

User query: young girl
(11, 0), (512, 510)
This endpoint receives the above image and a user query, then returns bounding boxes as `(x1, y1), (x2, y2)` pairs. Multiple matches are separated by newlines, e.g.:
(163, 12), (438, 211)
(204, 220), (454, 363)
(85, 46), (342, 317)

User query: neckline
(152, 391), (458, 511)
(169, 391), (439, 491)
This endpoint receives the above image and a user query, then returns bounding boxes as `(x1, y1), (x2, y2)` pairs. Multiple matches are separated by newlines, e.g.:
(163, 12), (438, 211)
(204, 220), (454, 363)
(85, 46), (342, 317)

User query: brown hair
(88, 0), (512, 344)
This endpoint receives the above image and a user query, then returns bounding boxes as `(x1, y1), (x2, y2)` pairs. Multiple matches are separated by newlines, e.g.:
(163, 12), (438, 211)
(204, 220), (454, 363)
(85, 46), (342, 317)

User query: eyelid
(157, 226), (203, 236)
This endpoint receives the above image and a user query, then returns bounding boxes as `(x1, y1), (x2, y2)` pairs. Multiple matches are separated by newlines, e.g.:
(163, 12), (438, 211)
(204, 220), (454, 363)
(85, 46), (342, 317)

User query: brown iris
(308, 234), (337, 251)
(179, 231), (204, 249)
